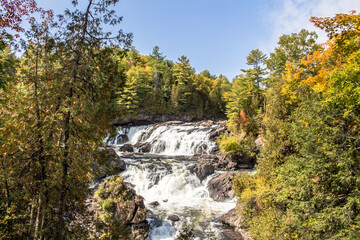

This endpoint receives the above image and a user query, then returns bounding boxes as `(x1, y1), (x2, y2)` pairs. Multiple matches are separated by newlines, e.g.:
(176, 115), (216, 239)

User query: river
(107, 122), (248, 239)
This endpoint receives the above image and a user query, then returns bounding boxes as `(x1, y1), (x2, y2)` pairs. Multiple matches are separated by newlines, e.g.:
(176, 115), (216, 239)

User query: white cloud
(260, 0), (360, 53)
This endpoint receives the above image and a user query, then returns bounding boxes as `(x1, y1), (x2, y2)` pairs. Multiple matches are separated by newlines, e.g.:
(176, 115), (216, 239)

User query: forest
(1, 0), (359, 239)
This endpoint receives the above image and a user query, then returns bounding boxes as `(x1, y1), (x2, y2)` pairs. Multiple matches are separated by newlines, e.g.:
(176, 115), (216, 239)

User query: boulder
(119, 144), (134, 152)
(220, 208), (245, 229)
(188, 163), (215, 181)
(148, 217), (162, 228)
(207, 172), (235, 201)
(134, 142), (152, 153)
(149, 201), (160, 207)
(220, 208), (254, 240)
(167, 215), (180, 222)
(94, 176), (150, 240)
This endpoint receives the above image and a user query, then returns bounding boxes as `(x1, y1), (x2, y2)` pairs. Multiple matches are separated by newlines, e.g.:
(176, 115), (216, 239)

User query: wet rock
(164, 120), (184, 126)
(207, 172), (235, 201)
(113, 113), (198, 127)
(188, 163), (215, 181)
(148, 217), (162, 228)
(193, 153), (255, 171)
(209, 125), (227, 141)
(115, 134), (129, 145)
(167, 215), (180, 222)
(152, 140), (166, 152)
(220, 208), (253, 240)
(198, 120), (214, 127)
(134, 142), (152, 153)
(220, 208), (245, 229)
(119, 144), (134, 152)
(149, 201), (160, 207)
(209, 146), (220, 154)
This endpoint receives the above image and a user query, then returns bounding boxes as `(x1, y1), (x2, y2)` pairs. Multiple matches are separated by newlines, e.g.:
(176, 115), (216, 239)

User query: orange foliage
(0, 0), (53, 36)
(299, 42), (336, 93)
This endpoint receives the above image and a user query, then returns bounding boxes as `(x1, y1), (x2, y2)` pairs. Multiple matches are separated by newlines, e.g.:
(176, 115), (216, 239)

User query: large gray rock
(119, 143), (134, 152)
(93, 176), (150, 240)
(134, 142), (152, 153)
(220, 208), (253, 240)
(167, 215), (180, 222)
(220, 208), (245, 229)
(191, 153), (255, 171)
(188, 163), (215, 181)
(207, 172), (235, 201)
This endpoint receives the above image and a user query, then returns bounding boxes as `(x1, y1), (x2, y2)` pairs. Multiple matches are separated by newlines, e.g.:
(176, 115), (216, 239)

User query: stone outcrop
(134, 142), (152, 153)
(220, 208), (245, 229)
(207, 172), (235, 201)
(149, 201), (160, 207)
(91, 148), (126, 181)
(208, 124), (227, 141)
(220, 208), (253, 240)
(119, 143), (134, 152)
(188, 163), (215, 181)
(191, 153), (255, 172)
(93, 175), (150, 240)
(167, 214), (180, 222)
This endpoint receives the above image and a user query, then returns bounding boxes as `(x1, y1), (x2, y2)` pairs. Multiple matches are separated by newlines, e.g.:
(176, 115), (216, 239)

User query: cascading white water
(106, 122), (242, 239)
(113, 123), (218, 156)
(106, 125), (149, 145)
(121, 159), (236, 240)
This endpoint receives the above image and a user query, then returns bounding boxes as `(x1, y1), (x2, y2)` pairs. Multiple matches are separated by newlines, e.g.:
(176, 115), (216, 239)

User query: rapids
(108, 122), (241, 239)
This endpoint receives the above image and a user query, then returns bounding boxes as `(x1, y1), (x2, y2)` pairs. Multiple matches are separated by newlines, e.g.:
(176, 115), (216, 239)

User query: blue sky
(36, 0), (359, 80)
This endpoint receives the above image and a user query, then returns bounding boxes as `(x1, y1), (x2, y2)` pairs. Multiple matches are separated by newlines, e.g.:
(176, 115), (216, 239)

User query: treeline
(0, 0), (229, 238)
(116, 47), (230, 119)
(0, 0), (134, 238)
(218, 12), (360, 239)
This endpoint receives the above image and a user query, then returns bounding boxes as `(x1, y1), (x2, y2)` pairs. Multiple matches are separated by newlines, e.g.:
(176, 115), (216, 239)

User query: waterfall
(106, 125), (148, 145)
(106, 122), (240, 239)
(121, 159), (236, 240)
(112, 123), (218, 155)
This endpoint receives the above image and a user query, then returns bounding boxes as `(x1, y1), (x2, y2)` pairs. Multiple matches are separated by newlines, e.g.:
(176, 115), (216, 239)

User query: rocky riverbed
(91, 120), (256, 239)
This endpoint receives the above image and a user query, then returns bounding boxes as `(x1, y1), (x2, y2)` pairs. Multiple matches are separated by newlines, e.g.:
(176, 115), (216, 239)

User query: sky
(36, 0), (359, 80)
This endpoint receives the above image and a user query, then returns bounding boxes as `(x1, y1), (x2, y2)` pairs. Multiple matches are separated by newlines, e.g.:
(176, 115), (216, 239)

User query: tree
(233, 12), (360, 239)
(0, 0), (52, 35)
(246, 49), (267, 87)
(0, 0), (132, 238)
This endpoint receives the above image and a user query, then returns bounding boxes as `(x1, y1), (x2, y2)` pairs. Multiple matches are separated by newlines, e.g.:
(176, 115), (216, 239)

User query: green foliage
(232, 13), (360, 240)
(116, 47), (229, 119)
(0, 0), (132, 238)
(217, 133), (243, 154)
(94, 176), (131, 240)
